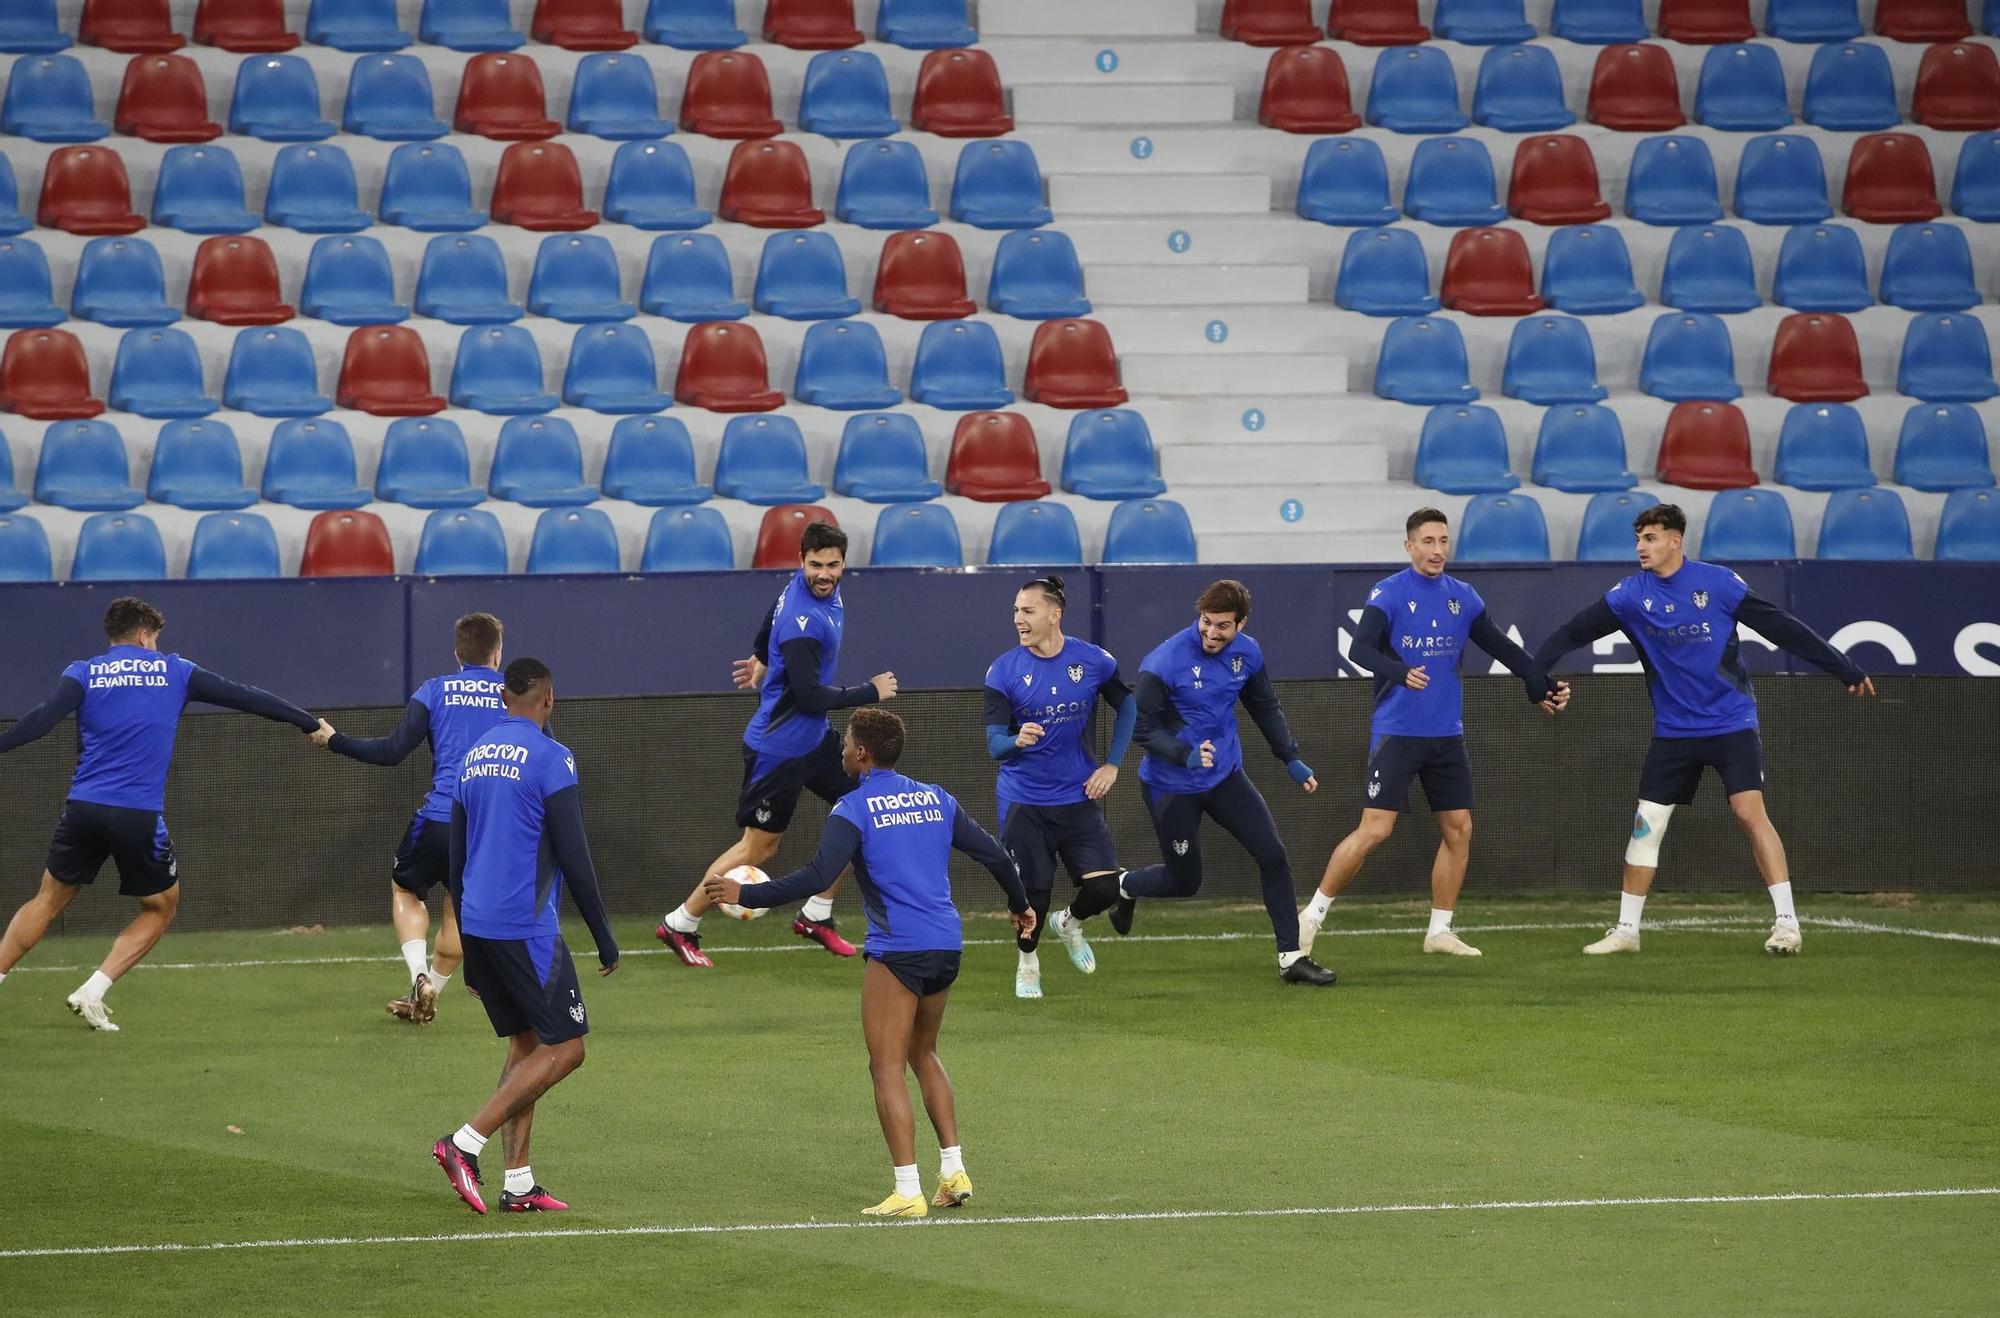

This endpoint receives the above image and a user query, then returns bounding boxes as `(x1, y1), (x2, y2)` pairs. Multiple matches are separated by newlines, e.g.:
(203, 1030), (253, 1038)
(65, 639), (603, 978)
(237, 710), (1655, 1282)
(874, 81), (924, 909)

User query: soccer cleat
(862, 1191), (928, 1218)
(1764, 919), (1802, 956)
(1422, 930), (1482, 957)
(432, 1136), (486, 1215)
(1279, 956), (1337, 987)
(1584, 926), (1642, 955)
(932, 1171), (973, 1209)
(410, 972), (439, 1024)
(1049, 908), (1096, 974)
(65, 992), (118, 1032)
(500, 1185), (569, 1212)
(1298, 907), (1323, 958)
(1109, 892), (1136, 936)
(386, 993), (417, 1020)
(1015, 965), (1042, 999)
(655, 921), (713, 968)
(794, 915), (858, 958)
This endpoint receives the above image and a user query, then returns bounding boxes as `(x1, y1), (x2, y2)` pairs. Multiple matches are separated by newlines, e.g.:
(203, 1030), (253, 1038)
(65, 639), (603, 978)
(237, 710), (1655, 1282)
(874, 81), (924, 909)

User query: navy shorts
(736, 729), (857, 832)
(1638, 729), (1765, 805)
(1365, 735), (1475, 814)
(47, 801), (179, 897)
(391, 816), (451, 900)
(460, 933), (589, 1045)
(999, 800), (1118, 893)
(869, 949), (961, 998)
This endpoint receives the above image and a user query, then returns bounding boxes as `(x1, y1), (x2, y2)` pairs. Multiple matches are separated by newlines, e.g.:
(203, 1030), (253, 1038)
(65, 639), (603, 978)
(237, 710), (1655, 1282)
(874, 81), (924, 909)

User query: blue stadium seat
(0, 1), (70, 54)
(1774, 402), (1875, 489)
(301, 234), (409, 325)
(1935, 487), (2000, 560)
(1336, 228), (1438, 316)
(1434, 0), (1535, 42)
(794, 319), (901, 409)
(951, 141), (1053, 229)
(109, 327), (215, 419)
(604, 140), (710, 230)
(0, 155), (28, 237)
(641, 505), (734, 570)
(262, 418), (369, 508)
(71, 237), (176, 328)
(491, 415), (596, 505)
(1625, 137), (1724, 225)
(149, 420), (256, 510)
(187, 512), (280, 579)
(1951, 134), (2000, 220)
(230, 56), (335, 141)
(1551, 0), (1647, 42)
(603, 415), (710, 505)
(1402, 137), (1505, 227)
(0, 238), (65, 328)
(529, 234), (635, 323)
(1733, 134), (1832, 224)
(1879, 223), (1979, 312)
(877, 0), (976, 47)
(416, 234), (524, 324)
(640, 233), (748, 321)
(567, 52), (672, 140)
(1773, 223), (1872, 311)
(1472, 44), (1574, 131)
(421, 0), (525, 51)
(71, 512), (165, 582)
(871, 503), (963, 567)
(1639, 312), (1742, 401)
(988, 230), (1090, 320)
(1894, 403), (1996, 491)
(561, 323), (671, 413)
(1375, 316), (1478, 404)
(310, 0), (412, 51)
(714, 415), (825, 504)
(1693, 44), (1791, 130)
(988, 499), (1083, 565)
(0, 512), (51, 580)
(151, 145), (258, 234)
(1414, 404), (1519, 494)
(1659, 224), (1761, 313)
(909, 320), (1014, 408)
(527, 507), (620, 574)
(1898, 314), (1998, 402)
(1366, 47), (1469, 134)
(834, 412), (941, 502)
(374, 416), (484, 507)
(837, 140), (939, 230)
(1987, 0), (1999, 35)
(1577, 489), (1660, 560)
(223, 327), (331, 417)
(265, 143), (369, 233)
(3, 54), (107, 142)
(416, 507), (510, 574)
(799, 50), (898, 138)
(451, 325), (558, 413)
(1456, 492), (1550, 561)
(1297, 138), (1397, 226)
(1503, 317), (1607, 403)
(34, 420), (142, 510)
(1102, 498), (1196, 565)
(754, 231), (861, 320)
(1802, 43), (1898, 131)
(0, 431), (24, 511)
(379, 142), (486, 232)
(1764, 0), (1861, 41)
(1532, 403), (1637, 491)
(1816, 487), (1912, 560)
(1701, 488), (1795, 557)
(1540, 225), (1643, 315)
(644, 0), (746, 48)
(342, 55), (445, 140)
(1062, 409), (1167, 500)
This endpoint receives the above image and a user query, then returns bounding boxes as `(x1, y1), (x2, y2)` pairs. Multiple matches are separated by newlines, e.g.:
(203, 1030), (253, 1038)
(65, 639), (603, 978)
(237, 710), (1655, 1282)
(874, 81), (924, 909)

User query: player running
(1532, 503), (1875, 957)
(1300, 509), (1568, 960)
(1113, 580), (1337, 987)
(982, 574), (1135, 1000)
(0, 597), (326, 1031)
(704, 708), (1031, 1218)
(315, 612), (507, 1024)
(433, 658), (618, 1216)
(657, 522), (896, 967)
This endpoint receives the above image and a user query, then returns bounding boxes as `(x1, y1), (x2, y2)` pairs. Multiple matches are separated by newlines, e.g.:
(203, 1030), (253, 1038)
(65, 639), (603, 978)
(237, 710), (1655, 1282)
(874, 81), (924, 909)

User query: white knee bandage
(1624, 800), (1675, 867)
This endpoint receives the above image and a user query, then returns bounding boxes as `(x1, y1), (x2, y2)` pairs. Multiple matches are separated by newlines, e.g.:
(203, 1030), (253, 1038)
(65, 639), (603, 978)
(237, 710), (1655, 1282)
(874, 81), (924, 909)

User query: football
(717, 864), (771, 921)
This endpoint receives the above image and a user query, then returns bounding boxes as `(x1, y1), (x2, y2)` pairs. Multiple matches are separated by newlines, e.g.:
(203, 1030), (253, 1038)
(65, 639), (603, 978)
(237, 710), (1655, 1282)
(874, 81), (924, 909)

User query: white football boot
(1297, 907), (1324, 958)
(66, 992), (119, 1032)
(1421, 929), (1482, 956)
(1015, 955), (1043, 1000)
(1764, 919), (1802, 956)
(1049, 908), (1096, 974)
(1583, 926), (1642, 955)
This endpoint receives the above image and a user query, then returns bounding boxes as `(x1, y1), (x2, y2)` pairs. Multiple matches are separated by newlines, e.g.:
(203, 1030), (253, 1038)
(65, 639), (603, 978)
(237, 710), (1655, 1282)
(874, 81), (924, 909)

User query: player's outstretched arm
(1733, 594), (1872, 692)
(1468, 611), (1560, 704)
(1238, 668), (1315, 789)
(713, 817), (863, 910)
(186, 667), (320, 733)
(1133, 672), (1194, 765)
(952, 803), (1032, 932)
(0, 676), (84, 754)
(324, 699), (430, 765)
(776, 637), (886, 714)
(545, 785), (619, 972)
(1531, 598), (1622, 675)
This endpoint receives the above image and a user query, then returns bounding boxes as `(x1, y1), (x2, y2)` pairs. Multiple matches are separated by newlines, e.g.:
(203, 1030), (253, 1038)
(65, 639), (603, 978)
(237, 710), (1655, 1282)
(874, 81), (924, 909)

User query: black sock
(1070, 872), (1123, 922)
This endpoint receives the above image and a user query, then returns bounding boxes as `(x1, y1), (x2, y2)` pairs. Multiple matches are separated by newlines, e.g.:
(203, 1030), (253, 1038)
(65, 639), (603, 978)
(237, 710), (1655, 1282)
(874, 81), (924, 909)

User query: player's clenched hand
(1084, 763), (1118, 799)
(598, 958), (619, 977)
(1011, 908), (1037, 939)
(732, 656), (765, 690)
(1540, 680), (1571, 716)
(700, 874), (741, 905)
(1405, 666), (1430, 691)
(1196, 739), (1216, 769)
(1849, 676), (1877, 697)
(1016, 721), (1045, 749)
(309, 718), (336, 748)
(871, 672), (900, 701)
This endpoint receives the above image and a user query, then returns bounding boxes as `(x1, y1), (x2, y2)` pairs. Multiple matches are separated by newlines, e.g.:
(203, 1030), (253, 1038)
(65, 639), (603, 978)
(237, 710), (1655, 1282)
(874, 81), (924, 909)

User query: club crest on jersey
(1447, 598), (1460, 616)
(1230, 656), (1243, 674)
(1693, 590), (1709, 610)
(1067, 663), (1084, 683)
(1172, 839), (1189, 855)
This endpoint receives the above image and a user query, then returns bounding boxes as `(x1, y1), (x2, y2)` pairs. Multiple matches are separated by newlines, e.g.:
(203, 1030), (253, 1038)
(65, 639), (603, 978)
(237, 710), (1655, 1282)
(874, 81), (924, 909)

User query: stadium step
(978, 0), (1198, 36)
(1193, 529), (1400, 564)
(1014, 81), (1235, 126)
(1048, 173), (1273, 216)
(1161, 443), (1388, 486)
(1122, 352), (1344, 396)
(1088, 263), (1310, 305)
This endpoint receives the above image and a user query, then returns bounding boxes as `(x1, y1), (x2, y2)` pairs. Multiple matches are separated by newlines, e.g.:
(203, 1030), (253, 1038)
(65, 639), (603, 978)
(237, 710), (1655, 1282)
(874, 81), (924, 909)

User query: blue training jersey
(745, 570), (846, 760)
(831, 769), (969, 954)
(1364, 568), (1489, 739)
(62, 646), (196, 812)
(1137, 624), (1267, 795)
(1604, 558), (1757, 738)
(456, 715), (582, 940)
(410, 665), (506, 822)
(984, 637), (1122, 808)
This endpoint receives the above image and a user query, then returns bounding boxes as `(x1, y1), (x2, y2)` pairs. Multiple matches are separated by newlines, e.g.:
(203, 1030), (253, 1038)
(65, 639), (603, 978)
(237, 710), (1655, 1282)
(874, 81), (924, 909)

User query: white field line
(3, 1186), (1995, 1261)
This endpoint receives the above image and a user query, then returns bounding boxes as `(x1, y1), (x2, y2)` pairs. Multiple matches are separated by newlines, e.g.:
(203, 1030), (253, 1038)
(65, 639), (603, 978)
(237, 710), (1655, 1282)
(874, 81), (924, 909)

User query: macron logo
(795, 615), (809, 631)
(865, 787), (942, 813)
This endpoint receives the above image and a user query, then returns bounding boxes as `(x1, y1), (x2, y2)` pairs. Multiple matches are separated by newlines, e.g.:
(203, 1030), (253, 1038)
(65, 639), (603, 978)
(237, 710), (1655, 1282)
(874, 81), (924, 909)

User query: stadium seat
(81, 0), (183, 53)
(1503, 317), (1608, 403)
(37, 145), (145, 234)
(1434, 0), (1535, 42)
(1540, 225), (1643, 315)
(988, 500), (1082, 565)
(186, 511), (279, 578)
(645, 0), (745, 48)
(641, 506), (734, 570)
(228, 55), (333, 140)
(605, 140), (712, 229)
(753, 503), (838, 567)
(1694, 43), (1791, 130)
(1507, 134), (1612, 225)
(0, 239), (63, 328)
(108, 327), (215, 417)
(1062, 409), (1166, 500)
(420, 0), (523, 51)
(300, 235), (408, 326)
(800, 50), (897, 138)
(1880, 222), (1979, 311)
(1456, 493), (1550, 561)
(1533, 403), (1636, 490)
(264, 143), (368, 232)
(603, 414), (711, 505)
(1774, 402), (1875, 489)
(1222, 0), (1321, 43)
(1588, 45), (1685, 130)
(715, 414), (825, 504)
(1895, 403), (1997, 490)
(1802, 43), (1899, 130)
(71, 236), (175, 328)
(912, 48), (1012, 136)
(195, 0), (296, 50)
(951, 141), (1052, 228)
(987, 230), (1089, 320)
(766, 0), (863, 48)
(1912, 43), (2000, 129)
(1768, 312), (1867, 402)
(754, 231), (861, 319)
(1640, 312), (1742, 401)
(909, 320), (1013, 408)
(1950, 133), (2000, 219)
(374, 416), (484, 507)
(1659, 0), (1755, 40)
(877, 0), (974, 47)
(1403, 137), (1506, 227)
(380, 142), (486, 231)
(415, 507), (509, 574)
(0, 1), (70, 55)
(566, 52), (670, 138)
(1297, 138), (1398, 226)
(300, 508), (395, 576)
(1660, 225), (1761, 312)
(490, 142), (599, 231)
(1816, 487), (1912, 559)
(454, 51), (557, 140)
(1935, 487), (2000, 559)
(416, 234), (523, 324)
(0, 170), (26, 234)
(1414, 404), (1519, 494)
(1327, 0), (1431, 44)
(1024, 320), (1127, 409)
(261, 417), (368, 507)
(1626, 137), (1725, 225)
(874, 230), (976, 319)
(1773, 223), (1871, 311)
(837, 140), (938, 229)
(1897, 313), (1998, 401)
(1441, 228), (1543, 315)
(1765, 0), (1862, 38)
(719, 140), (825, 228)
(1701, 487), (1793, 555)
(1551, 0), (1647, 42)
(1657, 400), (1758, 487)
(150, 144), (256, 232)
(674, 321), (783, 411)
(340, 55), (444, 140)
(561, 322), (672, 413)
(1732, 135), (1833, 225)
(71, 511), (165, 580)
(833, 412), (940, 501)
(33, 419), (139, 507)
(490, 415), (597, 505)
(1472, 44), (1574, 132)
(2, 328), (104, 419)
(1259, 47), (1360, 133)
(1843, 133), (1942, 222)
(1876, 0), (1972, 39)
(187, 235), (291, 324)
(3, 53), (108, 142)
(679, 50), (781, 137)
(1375, 316), (1478, 403)
(640, 233), (748, 321)
(1335, 228), (1438, 316)
(529, 233), (637, 323)
(794, 319), (900, 409)
(947, 412), (1051, 500)
(114, 53), (218, 141)
(871, 503), (962, 567)
(1102, 498), (1197, 564)
(450, 325), (557, 413)
(308, 0), (410, 51)
(337, 324), (445, 416)
(1577, 489), (1660, 560)
(1366, 47), (1469, 133)
(532, 0), (636, 49)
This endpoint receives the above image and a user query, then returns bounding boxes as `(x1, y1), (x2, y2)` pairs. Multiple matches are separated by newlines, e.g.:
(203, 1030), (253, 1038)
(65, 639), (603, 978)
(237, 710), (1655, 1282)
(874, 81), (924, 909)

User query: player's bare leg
(1586, 801), (1674, 955)
(468, 1036), (584, 1139)
(860, 960), (927, 1216)
(908, 987), (971, 1208)
(390, 882), (431, 1019)
(1421, 810), (1481, 956)
(0, 871), (80, 974)
(487, 1032), (566, 1211)
(1730, 790), (1801, 955)
(62, 884), (177, 1031)
(1299, 810), (1396, 956)
(658, 828), (782, 966)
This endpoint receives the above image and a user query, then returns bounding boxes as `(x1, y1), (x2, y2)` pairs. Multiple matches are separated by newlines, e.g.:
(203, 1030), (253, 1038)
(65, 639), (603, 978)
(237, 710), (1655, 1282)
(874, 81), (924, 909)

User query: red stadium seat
(1656, 401), (1758, 489)
(718, 140), (825, 228)
(1023, 319), (1129, 409)
(490, 142), (600, 231)
(1875, 0), (1972, 40)
(1767, 313), (1868, 403)
(1842, 132), (1943, 222)
(302, 509), (395, 577)
(678, 51), (782, 139)
(2, 329), (106, 421)
(1258, 47), (1361, 133)
(1657, 0), (1754, 42)
(192, 0), (297, 51)
(1912, 44), (2000, 131)
(872, 232), (977, 320)
(36, 147), (145, 236)
(188, 235), (294, 324)
(764, 0), (865, 49)
(454, 52), (560, 141)
(337, 326), (446, 417)
(754, 504), (839, 568)
(675, 322), (784, 412)
(531, 0), (637, 49)
(946, 412), (1053, 501)
(81, 0), (185, 53)
(1588, 45), (1686, 130)
(1508, 135), (1612, 224)
(1325, 0), (1430, 45)
(1222, 0), (1324, 45)
(114, 54), (222, 143)
(912, 49), (1013, 137)
(1441, 228), (1545, 316)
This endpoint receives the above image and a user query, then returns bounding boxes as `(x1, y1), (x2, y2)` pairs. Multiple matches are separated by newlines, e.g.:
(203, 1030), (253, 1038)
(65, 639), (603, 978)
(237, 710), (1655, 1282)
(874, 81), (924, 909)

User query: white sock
(79, 970), (114, 1003)
(505, 1166), (533, 1196)
(0, 971), (8, 986)
(1277, 950), (1303, 969)
(452, 1124), (487, 1156)
(939, 1145), (965, 1178)
(893, 1163), (920, 1198)
(664, 905), (701, 934)
(1428, 908), (1454, 937)
(1305, 890), (1333, 920)
(1768, 881), (1797, 922)
(401, 939), (428, 982)
(1618, 891), (1647, 930)
(428, 970), (452, 990)
(1017, 950), (1039, 975)
(800, 894), (834, 923)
